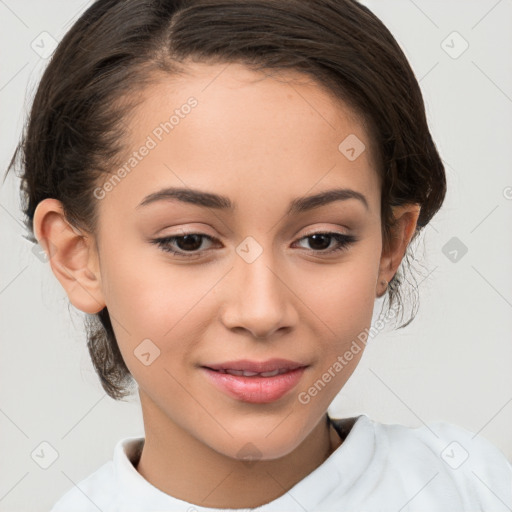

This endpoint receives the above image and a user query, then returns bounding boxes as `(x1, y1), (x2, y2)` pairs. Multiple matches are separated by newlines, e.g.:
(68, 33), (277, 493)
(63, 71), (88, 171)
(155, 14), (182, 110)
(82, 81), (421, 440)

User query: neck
(135, 394), (342, 509)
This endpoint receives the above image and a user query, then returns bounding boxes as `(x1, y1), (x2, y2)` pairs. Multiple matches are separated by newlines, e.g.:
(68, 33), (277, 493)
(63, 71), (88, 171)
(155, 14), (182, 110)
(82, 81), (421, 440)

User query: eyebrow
(136, 186), (369, 214)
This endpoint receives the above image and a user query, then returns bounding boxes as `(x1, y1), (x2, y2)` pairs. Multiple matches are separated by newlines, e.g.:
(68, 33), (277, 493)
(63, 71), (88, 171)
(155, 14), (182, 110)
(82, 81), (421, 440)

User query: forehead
(97, 61), (380, 220)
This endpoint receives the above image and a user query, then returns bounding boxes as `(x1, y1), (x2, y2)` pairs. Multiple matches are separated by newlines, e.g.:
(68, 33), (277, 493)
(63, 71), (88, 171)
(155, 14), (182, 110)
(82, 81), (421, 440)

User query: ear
(376, 203), (421, 298)
(33, 198), (106, 314)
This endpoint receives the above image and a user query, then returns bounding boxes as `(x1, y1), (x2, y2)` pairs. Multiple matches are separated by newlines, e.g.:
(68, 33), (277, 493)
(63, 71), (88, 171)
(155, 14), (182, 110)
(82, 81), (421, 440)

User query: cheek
(300, 259), (378, 338)
(99, 228), (379, 377)
(296, 265), (376, 405)
(101, 239), (197, 332)
(100, 243), (219, 373)
(97, 244), (172, 352)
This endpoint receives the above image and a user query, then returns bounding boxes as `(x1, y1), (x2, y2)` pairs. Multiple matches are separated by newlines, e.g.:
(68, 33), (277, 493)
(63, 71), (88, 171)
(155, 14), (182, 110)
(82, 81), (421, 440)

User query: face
(38, 62), (413, 461)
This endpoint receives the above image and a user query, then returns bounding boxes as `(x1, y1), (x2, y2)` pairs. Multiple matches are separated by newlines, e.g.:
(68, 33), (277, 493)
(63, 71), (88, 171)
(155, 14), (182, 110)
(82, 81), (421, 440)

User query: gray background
(1, 1), (511, 510)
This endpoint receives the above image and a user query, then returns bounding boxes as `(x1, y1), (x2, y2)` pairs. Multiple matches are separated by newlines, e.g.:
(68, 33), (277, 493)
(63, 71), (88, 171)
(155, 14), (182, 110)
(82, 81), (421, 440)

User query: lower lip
(201, 367), (307, 403)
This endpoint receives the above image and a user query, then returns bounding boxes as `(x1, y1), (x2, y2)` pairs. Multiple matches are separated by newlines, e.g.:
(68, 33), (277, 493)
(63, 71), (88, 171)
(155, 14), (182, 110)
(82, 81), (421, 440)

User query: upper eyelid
(155, 230), (351, 249)
(158, 229), (348, 241)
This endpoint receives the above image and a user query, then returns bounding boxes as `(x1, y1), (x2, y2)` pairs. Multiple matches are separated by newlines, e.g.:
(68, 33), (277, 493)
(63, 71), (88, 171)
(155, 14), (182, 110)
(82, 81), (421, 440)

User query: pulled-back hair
(5, 0), (446, 400)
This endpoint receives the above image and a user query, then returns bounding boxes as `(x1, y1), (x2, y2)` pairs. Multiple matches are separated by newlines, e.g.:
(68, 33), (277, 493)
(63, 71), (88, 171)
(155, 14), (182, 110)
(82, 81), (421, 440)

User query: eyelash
(151, 231), (358, 258)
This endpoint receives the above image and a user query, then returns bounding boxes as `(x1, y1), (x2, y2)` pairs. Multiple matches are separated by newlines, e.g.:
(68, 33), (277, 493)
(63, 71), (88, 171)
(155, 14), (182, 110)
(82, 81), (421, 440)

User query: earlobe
(376, 203), (421, 297)
(33, 198), (106, 314)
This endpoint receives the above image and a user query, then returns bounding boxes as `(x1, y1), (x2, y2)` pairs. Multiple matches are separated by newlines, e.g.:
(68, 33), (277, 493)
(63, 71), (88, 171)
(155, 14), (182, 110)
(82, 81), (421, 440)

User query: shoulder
(49, 436), (144, 512)
(373, 415), (512, 507)
(376, 416), (511, 467)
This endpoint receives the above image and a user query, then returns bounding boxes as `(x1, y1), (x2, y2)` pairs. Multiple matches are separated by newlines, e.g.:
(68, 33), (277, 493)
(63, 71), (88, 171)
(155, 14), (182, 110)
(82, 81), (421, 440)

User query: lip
(201, 366), (308, 403)
(202, 358), (308, 373)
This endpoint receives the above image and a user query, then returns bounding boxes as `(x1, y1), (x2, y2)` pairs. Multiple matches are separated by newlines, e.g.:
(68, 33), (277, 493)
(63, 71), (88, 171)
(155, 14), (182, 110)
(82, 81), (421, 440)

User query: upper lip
(202, 358), (309, 373)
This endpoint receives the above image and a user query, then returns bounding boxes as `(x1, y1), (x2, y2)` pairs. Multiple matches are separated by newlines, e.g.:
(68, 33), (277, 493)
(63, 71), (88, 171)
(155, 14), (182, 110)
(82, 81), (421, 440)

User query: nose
(219, 250), (298, 339)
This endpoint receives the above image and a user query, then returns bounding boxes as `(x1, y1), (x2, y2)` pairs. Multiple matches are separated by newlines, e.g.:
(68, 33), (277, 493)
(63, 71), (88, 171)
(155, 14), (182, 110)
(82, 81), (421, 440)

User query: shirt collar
(112, 414), (375, 511)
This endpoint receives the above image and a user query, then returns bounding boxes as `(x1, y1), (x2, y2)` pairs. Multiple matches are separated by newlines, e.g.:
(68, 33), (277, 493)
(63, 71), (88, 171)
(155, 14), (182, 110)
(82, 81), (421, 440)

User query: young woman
(6, 0), (511, 510)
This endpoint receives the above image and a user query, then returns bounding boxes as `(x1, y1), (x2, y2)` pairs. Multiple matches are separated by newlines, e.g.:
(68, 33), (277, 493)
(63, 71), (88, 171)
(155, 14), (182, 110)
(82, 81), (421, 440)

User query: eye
(151, 233), (217, 258)
(151, 231), (358, 258)
(293, 232), (358, 254)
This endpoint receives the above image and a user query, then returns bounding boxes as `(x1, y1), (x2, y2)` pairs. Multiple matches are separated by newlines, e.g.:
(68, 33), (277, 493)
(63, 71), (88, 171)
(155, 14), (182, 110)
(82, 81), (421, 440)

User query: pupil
(309, 234), (330, 250)
(178, 234), (202, 251)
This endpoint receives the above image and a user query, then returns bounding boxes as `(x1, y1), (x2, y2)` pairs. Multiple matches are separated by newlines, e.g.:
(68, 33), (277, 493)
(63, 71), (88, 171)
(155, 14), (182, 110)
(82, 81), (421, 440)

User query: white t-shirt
(50, 414), (512, 511)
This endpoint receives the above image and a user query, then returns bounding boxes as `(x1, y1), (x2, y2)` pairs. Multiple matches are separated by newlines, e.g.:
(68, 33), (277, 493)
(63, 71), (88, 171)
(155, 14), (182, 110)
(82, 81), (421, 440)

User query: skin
(33, 62), (420, 509)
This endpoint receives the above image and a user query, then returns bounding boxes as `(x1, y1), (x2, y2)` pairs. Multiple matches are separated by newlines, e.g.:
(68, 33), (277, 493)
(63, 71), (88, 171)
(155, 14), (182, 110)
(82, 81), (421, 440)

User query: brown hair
(5, 0), (446, 400)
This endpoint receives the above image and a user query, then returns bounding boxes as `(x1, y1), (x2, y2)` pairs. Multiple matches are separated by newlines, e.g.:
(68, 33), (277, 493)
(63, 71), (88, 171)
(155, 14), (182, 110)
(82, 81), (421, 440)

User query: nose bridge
(221, 235), (296, 337)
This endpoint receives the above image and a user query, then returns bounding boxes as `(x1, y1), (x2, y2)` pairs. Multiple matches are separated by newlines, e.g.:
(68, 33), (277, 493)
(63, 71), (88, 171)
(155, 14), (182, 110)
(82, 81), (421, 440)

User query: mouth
(202, 358), (309, 375)
(203, 367), (302, 377)
(200, 361), (309, 403)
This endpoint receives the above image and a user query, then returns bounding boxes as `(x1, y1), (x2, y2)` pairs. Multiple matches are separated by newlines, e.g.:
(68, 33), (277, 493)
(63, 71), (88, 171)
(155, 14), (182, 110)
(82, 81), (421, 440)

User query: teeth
(259, 369), (281, 377)
(218, 368), (293, 377)
(242, 370), (261, 377)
